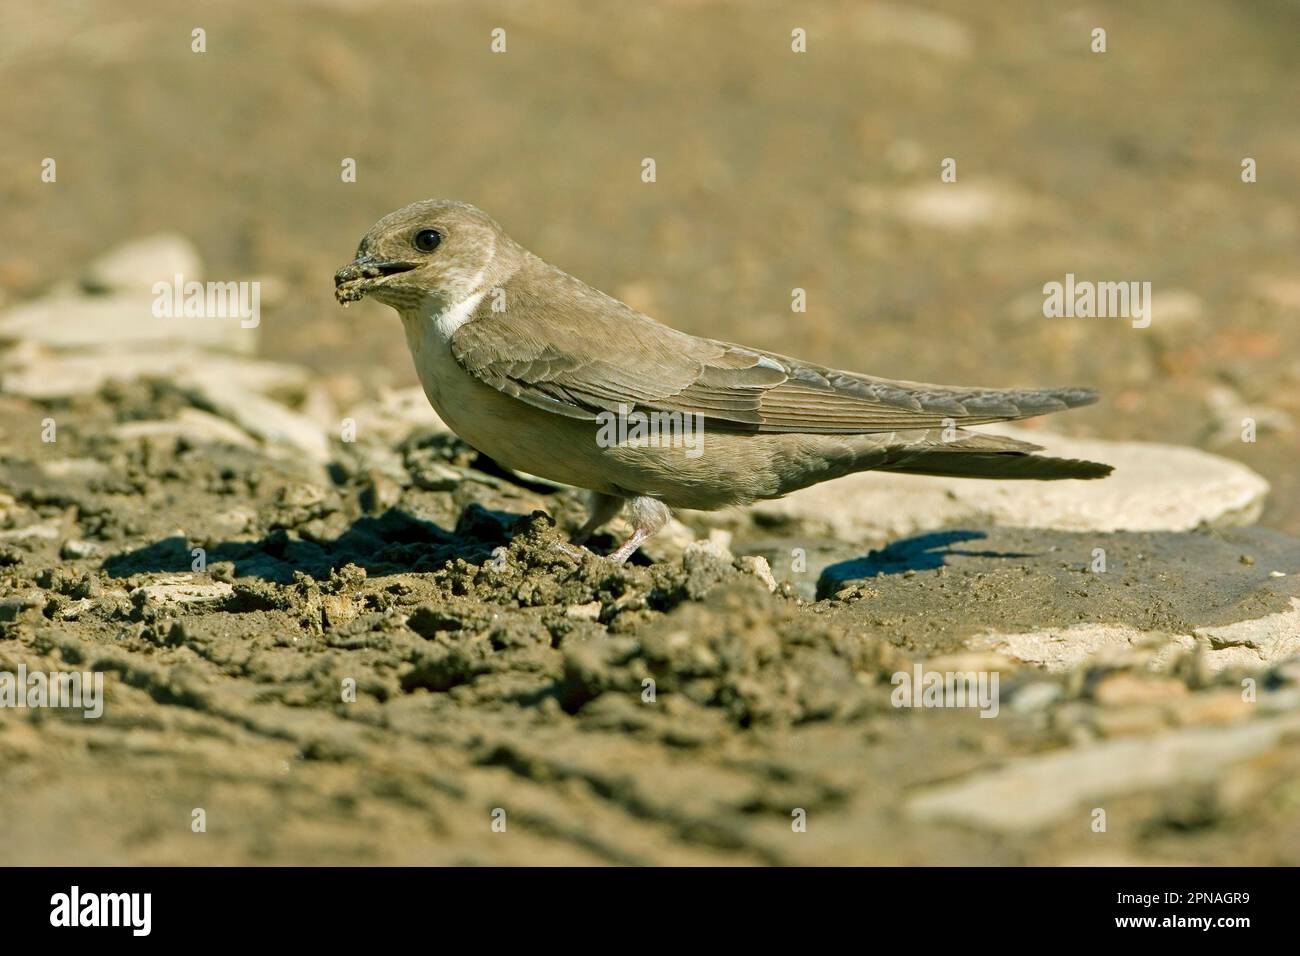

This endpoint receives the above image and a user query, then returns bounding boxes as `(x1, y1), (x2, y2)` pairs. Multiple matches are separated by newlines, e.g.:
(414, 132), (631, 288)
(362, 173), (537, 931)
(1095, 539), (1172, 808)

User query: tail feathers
(869, 428), (1113, 481)
(879, 450), (1113, 481)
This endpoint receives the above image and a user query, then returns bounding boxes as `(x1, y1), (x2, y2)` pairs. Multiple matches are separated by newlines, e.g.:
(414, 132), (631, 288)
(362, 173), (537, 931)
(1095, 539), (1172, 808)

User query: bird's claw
(553, 541), (591, 562)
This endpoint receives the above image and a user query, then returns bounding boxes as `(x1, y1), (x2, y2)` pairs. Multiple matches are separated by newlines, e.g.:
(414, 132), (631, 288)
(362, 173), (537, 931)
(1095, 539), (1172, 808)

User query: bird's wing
(450, 271), (1097, 434)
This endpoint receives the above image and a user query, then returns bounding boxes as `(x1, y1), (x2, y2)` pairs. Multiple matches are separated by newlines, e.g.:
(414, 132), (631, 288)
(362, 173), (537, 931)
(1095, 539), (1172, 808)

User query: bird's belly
(402, 317), (621, 492)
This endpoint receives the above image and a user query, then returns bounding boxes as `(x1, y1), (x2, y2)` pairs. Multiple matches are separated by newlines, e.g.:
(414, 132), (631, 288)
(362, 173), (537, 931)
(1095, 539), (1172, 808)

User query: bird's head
(334, 199), (508, 311)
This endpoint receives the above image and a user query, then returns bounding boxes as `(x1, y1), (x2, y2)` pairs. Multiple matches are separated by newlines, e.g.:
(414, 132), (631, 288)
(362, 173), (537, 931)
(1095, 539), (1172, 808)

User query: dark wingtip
(1000, 453), (1114, 480)
(1072, 458), (1114, 479)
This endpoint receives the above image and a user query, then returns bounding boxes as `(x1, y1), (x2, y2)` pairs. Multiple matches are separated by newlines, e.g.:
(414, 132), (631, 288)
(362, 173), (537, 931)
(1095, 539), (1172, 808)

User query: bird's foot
(553, 537), (648, 565)
(606, 529), (649, 565)
(553, 540), (592, 562)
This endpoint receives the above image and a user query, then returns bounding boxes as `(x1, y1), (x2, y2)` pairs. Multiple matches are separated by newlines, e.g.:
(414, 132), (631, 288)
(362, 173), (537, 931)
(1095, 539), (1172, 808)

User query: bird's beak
(334, 255), (417, 286)
(334, 255), (417, 303)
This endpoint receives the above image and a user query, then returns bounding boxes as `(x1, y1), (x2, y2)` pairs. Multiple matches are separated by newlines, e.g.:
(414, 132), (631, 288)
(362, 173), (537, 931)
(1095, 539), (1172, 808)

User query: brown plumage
(336, 200), (1112, 562)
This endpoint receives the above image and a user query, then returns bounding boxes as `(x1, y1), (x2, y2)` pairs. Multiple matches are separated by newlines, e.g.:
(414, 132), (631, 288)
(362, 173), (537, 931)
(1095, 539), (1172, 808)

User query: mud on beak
(334, 255), (417, 304)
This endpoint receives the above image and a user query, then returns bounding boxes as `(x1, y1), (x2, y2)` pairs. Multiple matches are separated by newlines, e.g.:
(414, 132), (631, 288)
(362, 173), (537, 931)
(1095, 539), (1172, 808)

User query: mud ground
(2, 1), (1300, 864)
(2, 381), (1299, 864)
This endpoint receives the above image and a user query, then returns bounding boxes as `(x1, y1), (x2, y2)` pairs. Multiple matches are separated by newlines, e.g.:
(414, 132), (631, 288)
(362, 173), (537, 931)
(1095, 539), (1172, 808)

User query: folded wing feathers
(451, 296), (1099, 436)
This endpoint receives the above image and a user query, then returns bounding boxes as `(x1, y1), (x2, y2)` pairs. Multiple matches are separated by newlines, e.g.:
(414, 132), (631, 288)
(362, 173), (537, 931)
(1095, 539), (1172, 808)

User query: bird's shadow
(819, 530), (1036, 594)
(101, 504), (527, 583)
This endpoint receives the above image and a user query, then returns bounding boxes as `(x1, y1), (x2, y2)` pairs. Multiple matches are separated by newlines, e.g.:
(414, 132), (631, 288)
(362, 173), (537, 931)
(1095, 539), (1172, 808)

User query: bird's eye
(413, 229), (442, 253)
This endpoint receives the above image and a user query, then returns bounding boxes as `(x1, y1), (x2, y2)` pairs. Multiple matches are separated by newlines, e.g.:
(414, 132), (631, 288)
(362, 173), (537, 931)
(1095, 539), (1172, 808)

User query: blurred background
(2, 0), (1298, 527)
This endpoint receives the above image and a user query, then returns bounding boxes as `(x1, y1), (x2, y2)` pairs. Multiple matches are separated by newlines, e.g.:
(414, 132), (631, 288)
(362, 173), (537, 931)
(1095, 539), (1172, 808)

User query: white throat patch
(434, 287), (486, 341)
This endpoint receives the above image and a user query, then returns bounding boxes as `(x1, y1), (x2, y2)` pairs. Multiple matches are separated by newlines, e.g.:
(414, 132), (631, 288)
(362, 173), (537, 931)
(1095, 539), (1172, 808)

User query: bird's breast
(399, 301), (481, 423)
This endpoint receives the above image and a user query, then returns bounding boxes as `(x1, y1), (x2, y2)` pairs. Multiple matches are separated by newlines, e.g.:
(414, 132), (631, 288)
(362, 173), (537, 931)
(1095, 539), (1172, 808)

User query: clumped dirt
(2, 381), (1300, 865)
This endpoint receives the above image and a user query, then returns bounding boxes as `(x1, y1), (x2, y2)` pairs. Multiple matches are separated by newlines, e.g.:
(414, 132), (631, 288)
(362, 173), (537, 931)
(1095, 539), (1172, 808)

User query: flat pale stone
(923, 651), (1021, 674)
(0, 292), (255, 355)
(1193, 599), (1300, 668)
(81, 234), (203, 294)
(749, 425), (1268, 540)
(134, 576), (233, 606)
(112, 408), (259, 449)
(1094, 673), (1188, 706)
(59, 539), (102, 560)
(907, 714), (1300, 833)
(1165, 691), (1253, 728)
(971, 599), (1300, 674)
(1009, 682), (1064, 714)
(0, 522), (60, 541)
(186, 381), (330, 463)
(342, 386), (449, 445)
(0, 347), (305, 399)
(970, 624), (1191, 674)
(38, 458), (110, 479)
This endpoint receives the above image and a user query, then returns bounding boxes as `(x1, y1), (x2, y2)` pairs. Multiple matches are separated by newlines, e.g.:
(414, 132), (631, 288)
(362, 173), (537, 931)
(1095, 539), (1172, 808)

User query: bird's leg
(553, 492), (625, 561)
(572, 492), (625, 546)
(607, 496), (671, 565)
